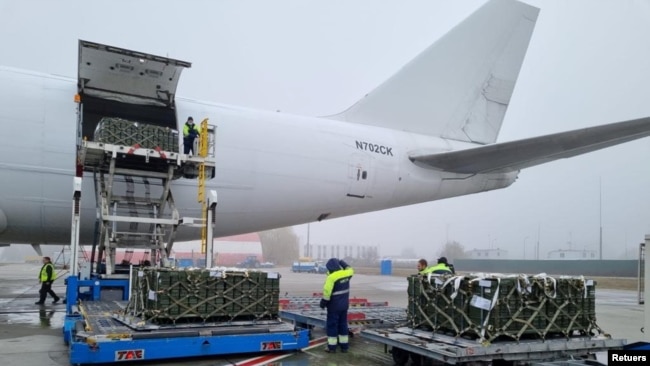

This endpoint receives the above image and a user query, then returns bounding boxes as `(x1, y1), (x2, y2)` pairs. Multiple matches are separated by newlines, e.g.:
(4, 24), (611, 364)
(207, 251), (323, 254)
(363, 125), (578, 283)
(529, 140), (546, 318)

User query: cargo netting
(125, 268), (280, 324)
(407, 273), (603, 343)
(94, 117), (179, 153)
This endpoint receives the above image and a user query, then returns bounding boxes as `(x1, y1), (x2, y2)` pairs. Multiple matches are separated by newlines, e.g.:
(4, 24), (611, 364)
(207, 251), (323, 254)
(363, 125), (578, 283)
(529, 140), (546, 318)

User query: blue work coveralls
(321, 258), (354, 352)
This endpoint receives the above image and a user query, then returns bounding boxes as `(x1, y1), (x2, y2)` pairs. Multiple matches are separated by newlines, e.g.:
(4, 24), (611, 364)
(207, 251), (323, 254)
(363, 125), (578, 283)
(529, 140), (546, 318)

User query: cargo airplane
(1, 0), (649, 257)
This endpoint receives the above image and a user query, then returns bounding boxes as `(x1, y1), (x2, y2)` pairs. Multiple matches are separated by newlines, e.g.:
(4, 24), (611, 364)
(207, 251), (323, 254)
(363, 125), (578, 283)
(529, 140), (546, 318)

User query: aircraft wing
(409, 117), (650, 174)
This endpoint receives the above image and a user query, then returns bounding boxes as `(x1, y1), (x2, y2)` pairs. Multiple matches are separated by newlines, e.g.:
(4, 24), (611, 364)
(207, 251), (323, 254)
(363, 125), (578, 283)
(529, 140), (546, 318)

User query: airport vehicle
(291, 261), (317, 273)
(291, 261), (327, 273)
(59, 41), (310, 365)
(237, 255), (261, 268)
(3, 0), (650, 256)
(314, 261), (328, 274)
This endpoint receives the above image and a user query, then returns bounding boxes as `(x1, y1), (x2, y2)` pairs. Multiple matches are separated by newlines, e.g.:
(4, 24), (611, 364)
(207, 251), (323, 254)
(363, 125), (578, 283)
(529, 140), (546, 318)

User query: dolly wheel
(410, 352), (423, 366)
(391, 347), (410, 365)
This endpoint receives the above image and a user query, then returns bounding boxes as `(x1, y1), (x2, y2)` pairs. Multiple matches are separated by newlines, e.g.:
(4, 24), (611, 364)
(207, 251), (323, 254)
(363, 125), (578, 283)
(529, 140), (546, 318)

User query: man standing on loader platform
(35, 256), (60, 305)
(183, 116), (200, 155)
(320, 258), (354, 353)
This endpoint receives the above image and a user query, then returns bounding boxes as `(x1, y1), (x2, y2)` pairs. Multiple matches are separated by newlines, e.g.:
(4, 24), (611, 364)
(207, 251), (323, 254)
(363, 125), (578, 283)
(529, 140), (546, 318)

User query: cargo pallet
(63, 284), (309, 365)
(361, 326), (625, 366)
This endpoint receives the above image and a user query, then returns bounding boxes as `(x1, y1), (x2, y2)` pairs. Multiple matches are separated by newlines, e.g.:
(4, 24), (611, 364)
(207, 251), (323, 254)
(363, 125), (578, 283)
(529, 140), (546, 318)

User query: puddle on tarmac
(0, 309), (65, 329)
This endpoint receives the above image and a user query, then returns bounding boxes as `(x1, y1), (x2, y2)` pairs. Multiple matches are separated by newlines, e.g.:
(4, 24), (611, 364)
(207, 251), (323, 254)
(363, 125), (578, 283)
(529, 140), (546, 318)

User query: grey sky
(1, 0), (648, 260)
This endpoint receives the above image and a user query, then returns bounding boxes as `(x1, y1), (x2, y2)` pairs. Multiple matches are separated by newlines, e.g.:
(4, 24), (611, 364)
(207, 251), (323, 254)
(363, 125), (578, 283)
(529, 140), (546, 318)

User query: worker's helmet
(438, 257), (448, 265)
(187, 116), (194, 122)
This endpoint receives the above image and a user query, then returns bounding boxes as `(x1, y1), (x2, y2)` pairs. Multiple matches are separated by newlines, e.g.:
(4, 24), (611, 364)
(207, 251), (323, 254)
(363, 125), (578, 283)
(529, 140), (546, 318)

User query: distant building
(213, 233), (264, 266)
(466, 248), (508, 259)
(310, 244), (379, 261)
(113, 233), (264, 267)
(547, 249), (597, 260)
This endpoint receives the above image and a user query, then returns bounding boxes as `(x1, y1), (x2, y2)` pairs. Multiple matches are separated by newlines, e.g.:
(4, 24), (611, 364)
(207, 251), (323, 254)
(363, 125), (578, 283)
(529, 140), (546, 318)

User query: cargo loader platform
(279, 295), (407, 332)
(81, 138), (215, 179)
(65, 299), (310, 365)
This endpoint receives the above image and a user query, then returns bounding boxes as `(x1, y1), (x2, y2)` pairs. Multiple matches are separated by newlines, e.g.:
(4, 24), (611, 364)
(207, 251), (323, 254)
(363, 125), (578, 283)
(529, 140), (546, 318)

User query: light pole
(523, 236), (529, 259)
(599, 177), (603, 260)
(306, 223), (311, 258)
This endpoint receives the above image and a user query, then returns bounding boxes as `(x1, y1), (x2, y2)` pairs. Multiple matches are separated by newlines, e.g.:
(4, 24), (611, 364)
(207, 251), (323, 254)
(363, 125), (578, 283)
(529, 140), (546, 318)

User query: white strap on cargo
(425, 273), (463, 300)
(532, 273), (556, 299)
(469, 275), (501, 341)
(426, 272), (436, 284)
(571, 275), (588, 298)
(443, 276), (464, 300)
(516, 274), (532, 294)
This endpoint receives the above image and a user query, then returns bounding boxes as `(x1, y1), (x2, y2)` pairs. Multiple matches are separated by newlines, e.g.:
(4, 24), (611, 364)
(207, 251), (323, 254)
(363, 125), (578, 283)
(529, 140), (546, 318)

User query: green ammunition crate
(94, 117), (179, 153)
(127, 268), (280, 324)
(406, 274), (603, 342)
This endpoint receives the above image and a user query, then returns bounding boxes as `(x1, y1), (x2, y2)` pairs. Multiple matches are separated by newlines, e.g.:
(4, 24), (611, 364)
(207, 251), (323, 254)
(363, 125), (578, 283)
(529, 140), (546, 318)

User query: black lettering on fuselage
(355, 140), (393, 156)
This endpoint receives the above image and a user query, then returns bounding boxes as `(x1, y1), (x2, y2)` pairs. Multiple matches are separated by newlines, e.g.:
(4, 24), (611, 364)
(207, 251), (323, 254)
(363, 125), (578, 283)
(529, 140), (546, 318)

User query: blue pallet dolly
(63, 275), (131, 344)
(62, 276), (310, 364)
(68, 327), (310, 364)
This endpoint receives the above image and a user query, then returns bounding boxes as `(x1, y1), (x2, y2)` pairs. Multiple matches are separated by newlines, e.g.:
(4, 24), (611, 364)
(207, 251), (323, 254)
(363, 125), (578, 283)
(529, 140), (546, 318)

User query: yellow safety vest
(421, 263), (452, 274)
(39, 263), (56, 282)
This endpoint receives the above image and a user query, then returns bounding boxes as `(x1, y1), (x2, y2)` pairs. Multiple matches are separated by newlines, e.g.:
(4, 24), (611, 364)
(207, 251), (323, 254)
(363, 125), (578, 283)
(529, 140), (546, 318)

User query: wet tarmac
(0, 263), (644, 365)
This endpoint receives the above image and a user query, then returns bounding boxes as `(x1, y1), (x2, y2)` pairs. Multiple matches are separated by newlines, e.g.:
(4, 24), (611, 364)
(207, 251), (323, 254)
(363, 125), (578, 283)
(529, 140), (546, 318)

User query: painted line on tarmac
(302, 336), (328, 350)
(234, 336), (327, 366)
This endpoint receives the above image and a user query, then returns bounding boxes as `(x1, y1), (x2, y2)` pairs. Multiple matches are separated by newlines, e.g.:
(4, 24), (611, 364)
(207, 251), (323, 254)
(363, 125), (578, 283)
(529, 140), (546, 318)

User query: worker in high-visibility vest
(35, 256), (60, 305)
(183, 116), (201, 155)
(421, 257), (454, 275)
(417, 258), (429, 274)
(320, 258), (354, 353)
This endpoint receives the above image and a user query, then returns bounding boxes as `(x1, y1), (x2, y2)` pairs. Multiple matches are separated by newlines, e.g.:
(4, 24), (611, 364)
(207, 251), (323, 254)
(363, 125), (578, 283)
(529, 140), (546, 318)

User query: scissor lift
(80, 139), (212, 276)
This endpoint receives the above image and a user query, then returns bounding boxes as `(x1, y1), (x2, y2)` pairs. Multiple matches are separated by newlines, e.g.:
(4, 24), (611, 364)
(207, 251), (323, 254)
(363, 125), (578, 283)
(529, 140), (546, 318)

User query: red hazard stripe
(127, 144), (141, 154)
(234, 337), (327, 366)
(154, 146), (167, 159)
(305, 336), (328, 349)
(234, 353), (289, 366)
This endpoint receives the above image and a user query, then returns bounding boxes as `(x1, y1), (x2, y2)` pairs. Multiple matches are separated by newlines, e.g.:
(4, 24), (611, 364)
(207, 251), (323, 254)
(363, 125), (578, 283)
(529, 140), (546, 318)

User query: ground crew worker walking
(320, 258), (354, 353)
(35, 256), (60, 305)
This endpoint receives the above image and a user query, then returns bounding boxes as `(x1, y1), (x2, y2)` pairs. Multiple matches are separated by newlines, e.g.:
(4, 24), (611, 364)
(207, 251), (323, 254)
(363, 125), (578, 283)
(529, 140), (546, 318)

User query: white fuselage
(0, 67), (517, 245)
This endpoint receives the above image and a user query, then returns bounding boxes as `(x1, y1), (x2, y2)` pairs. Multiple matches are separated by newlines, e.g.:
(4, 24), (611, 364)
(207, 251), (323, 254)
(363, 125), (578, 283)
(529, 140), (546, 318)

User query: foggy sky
(1, 0), (648, 261)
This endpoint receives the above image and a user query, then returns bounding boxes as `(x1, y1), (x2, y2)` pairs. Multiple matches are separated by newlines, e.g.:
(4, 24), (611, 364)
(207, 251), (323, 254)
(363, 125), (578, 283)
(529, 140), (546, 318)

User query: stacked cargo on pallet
(94, 117), (179, 153)
(127, 267), (280, 324)
(407, 273), (601, 342)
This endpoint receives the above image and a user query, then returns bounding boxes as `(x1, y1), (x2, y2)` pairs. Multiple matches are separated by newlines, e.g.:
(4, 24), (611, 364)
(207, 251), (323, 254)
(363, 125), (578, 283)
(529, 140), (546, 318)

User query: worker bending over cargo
(419, 257), (455, 275)
(320, 258), (354, 353)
